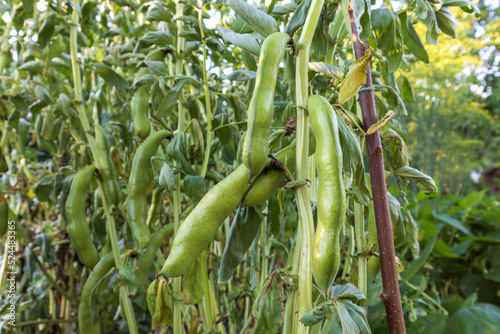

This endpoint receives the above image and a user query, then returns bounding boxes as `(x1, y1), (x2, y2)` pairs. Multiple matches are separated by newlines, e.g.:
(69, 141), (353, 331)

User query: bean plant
(0, 0), (492, 333)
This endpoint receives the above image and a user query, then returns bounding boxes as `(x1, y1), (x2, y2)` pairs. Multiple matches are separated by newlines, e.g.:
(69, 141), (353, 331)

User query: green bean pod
(94, 125), (121, 205)
(131, 50), (166, 139)
(136, 223), (174, 285)
(146, 188), (165, 233)
(308, 95), (346, 291)
(131, 83), (150, 139)
(242, 32), (290, 182)
(0, 195), (8, 235)
(78, 252), (115, 334)
(160, 164), (252, 277)
(66, 165), (99, 269)
(241, 145), (296, 207)
(128, 130), (171, 248)
(241, 136), (317, 207)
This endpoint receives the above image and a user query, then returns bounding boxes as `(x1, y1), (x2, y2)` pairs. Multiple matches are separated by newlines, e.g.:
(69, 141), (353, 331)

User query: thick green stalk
(70, 3), (91, 134)
(199, 5), (213, 178)
(173, 3), (186, 333)
(100, 180), (138, 334)
(354, 202), (367, 296)
(295, 0), (324, 332)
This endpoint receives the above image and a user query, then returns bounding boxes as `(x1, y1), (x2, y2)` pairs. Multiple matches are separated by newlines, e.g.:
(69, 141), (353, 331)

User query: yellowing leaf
(338, 49), (372, 105)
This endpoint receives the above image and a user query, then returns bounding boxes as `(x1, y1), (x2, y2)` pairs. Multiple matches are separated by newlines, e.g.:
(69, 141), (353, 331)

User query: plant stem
(354, 202), (367, 296)
(18, 319), (76, 327)
(31, 252), (72, 301)
(295, 1), (324, 332)
(100, 180), (138, 334)
(199, 4), (213, 178)
(348, 4), (406, 332)
(173, 2), (186, 333)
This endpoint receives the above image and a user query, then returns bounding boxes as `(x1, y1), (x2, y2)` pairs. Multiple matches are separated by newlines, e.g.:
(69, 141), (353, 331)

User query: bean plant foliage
(0, 0), (499, 333)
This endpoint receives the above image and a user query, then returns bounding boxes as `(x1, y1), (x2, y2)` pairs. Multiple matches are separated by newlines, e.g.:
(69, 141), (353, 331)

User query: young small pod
(242, 32), (290, 182)
(308, 95), (346, 292)
(94, 125), (121, 205)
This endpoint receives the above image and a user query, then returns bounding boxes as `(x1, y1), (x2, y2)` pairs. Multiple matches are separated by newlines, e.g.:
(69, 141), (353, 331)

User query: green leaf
(335, 114), (371, 205)
(351, 0), (371, 41)
(435, 7), (457, 38)
(399, 12), (429, 63)
(337, 300), (371, 334)
(394, 166), (438, 194)
(445, 303), (500, 334)
(284, 0), (312, 36)
(404, 236), (437, 280)
(94, 63), (129, 89)
(118, 267), (147, 310)
(216, 25), (261, 56)
(332, 283), (368, 302)
(222, 70), (256, 81)
(18, 60), (43, 74)
(142, 61), (168, 76)
(339, 49), (372, 104)
(34, 85), (54, 104)
(484, 270), (500, 284)
(424, 1), (440, 45)
(388, 192), (405, 237)
(183, 175), (206, 206)
(219, 207), (262, 283)
(228, 0), (277, 37)
(38, 14), (55, 48)
(407, 313), (447, 334)
(253, 275), (282, 332)
(397, 73), (415, 102)
(132, 73), (156, 89)
(300, 305), (334, 326)
(371, 8), (404, 72)
(268, 194), (282, 238)
(159, 163), (177, 192)
(156, 78), (193, 118)
(383, 128), (410, 169)
(308, 62), (344, 81)
(146, 1), (172, 23)
(433, 212), (473, 236)
(182, 257), (204, 304)
(35, 175), (55, 202)
(434, 239), (462, 258)
(138, 31), (174, 47)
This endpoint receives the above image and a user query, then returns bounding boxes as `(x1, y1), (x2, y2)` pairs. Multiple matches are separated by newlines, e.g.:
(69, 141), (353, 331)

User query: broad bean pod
(242, 32), (290, 182)
(131, 50), (166, 139)
(241, 136), (316, 207)
(66, 165), (99, 269)
(308, 95), (346, 291)
(78, 251), (115, 334)
(136, 223), (174, 285)
(128, 130), (171, 248)
(160, 164), (252, 277)
(94, 125), (121, 205)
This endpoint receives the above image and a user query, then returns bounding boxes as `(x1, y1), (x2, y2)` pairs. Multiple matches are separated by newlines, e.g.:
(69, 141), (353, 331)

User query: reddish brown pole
(348, 4), (406, 333)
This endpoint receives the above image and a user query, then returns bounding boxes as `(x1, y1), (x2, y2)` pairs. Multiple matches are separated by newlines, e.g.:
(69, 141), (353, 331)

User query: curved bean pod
(242, 32), (290, 182)
(128, 130), (171, 248)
